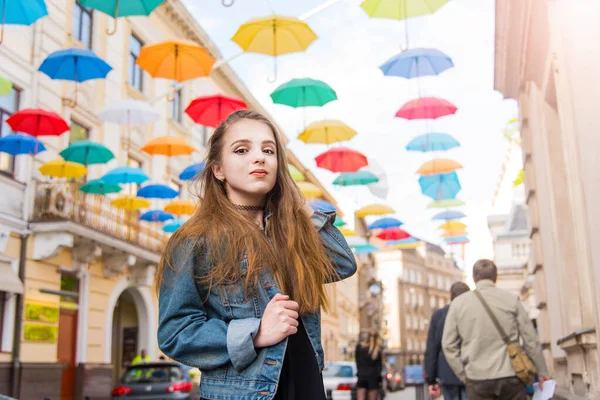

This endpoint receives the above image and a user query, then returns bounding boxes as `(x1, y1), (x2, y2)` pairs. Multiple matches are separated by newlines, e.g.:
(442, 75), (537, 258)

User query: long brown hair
(156, 110), (337, 314)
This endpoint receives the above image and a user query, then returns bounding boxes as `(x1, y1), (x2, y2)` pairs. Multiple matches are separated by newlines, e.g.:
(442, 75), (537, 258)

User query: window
(406, 315), (411, 329)
(170, 87), (183, 123)
(437, 275), (444, 289)
(410, 270), (416, 283)
(72, 1), (92, 49)
(129, 34), (144, 92)
(416, 271), (422, 285)
(418, 293), (424, 307)
(429, 273), (435, 287)
(407, 338), (412, 351)
(0, 88), (21, 175)
(446, 277), (451, 290)
(413, 315), (418, 330)
(69, 120), (89, 144)
(430, 296), (436, 309)
(404, 291), (410, 305)
(403, 269), (409, 281)
(201, 126), (213, 147)
(60, 271), (79, 308)
(438, 297), (444, 309)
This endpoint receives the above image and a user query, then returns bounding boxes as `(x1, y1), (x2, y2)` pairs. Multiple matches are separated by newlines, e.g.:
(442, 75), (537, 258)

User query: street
(386, 387), (419, 400)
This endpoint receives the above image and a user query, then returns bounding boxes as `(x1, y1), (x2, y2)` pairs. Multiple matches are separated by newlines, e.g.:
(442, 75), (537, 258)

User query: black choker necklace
(233, 204), (263, 212)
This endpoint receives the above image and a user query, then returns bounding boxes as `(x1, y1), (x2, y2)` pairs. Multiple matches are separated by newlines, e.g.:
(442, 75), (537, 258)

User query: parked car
(322, 361), (357, 400)
(383, 364), (405, 391)
(112, 361), (197, 399)
(403, 364), (425, 386)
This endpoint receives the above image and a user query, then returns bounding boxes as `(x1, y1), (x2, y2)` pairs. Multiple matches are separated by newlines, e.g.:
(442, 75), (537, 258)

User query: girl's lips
(250, 170), (268, 177)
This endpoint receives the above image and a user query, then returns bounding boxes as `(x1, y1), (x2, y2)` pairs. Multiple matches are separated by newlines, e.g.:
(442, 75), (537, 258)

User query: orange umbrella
(417, 159), (462, 175)
(165, 199), (196, 215)
(442, 229), (468, 237)
(438, 221), (466, 230)
(141, 136), (195, 156)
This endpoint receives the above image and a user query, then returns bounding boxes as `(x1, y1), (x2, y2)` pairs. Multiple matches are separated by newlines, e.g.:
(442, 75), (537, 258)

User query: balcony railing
(32, 181), (169, 253)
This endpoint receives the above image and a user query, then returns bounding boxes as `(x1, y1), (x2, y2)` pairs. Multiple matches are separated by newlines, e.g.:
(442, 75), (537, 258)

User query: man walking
(425, 281), (470, 399)
(442, 259), (550, 400)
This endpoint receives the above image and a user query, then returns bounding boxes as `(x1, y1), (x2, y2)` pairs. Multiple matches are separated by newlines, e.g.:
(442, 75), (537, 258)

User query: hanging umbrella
(352, 244), (381, 255)
(310, 200), (336, 212)
(297, 120), (357, 145)
(136, 40), (215, 82)
(140, 210), (174, 222)
(346, 236), (368, 247)
(141, 136), (195, 156)
(102, 166), (149, 184)
(60, 141), (114, 165)
(376, 227), (410, 241)
(0, 0), (48, 44)
(417, 159), (462, 175)
(185, 94), (247, 128)
(111, 195), (150, 210)
(380, 48), (453, 79)
(356, 204), (395, 217)
(339, 227), (357, 237)
(418, 172), (461, 201)
(388, 237), (417, 246)
(165, 199), (196, 215)
(179, 162), (205, 181)
(432, 210), (465, 220)
(392, 242), (420, 250)
(0, 133), (45, 155)
(427, 198), (465, 209)
(395, 97), (457, 120)
(0, 77), (12, 95)
(333, 170), (379, 186)
(368, 217), (403, 230)
(360, 0), (449, 20)
(442, 229), (468, 237)
(297, 181), (322, 198)
(288, 164), (305, 182)
(315, 147), (368, 173)
(98, 99), (160, 125)
(406, 133), (460, 152)
(513, 169), (524, 186)
(271, 78), (337, 108)
(39, 159), (87, 179)
(334, 216), (346, 227)
(80, 179), (121, 195)
(366, 160), (389, 200)
(6, 108), (69, 137)
(163, 220), (184, 233)
(78, 0), (165, 35)
(438, 221), (467, 230)
(137, 184), (179, 199)
(444, 236), (469, 244)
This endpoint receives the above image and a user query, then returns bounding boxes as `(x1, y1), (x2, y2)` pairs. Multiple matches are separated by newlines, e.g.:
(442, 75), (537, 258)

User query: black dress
(274, 319), (326, 400)
(355, 344), (383, 390)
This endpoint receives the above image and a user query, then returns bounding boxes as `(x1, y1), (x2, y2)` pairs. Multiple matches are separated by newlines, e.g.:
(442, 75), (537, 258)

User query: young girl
(355, 330), (384, 400)
(157, 110), (357, 400)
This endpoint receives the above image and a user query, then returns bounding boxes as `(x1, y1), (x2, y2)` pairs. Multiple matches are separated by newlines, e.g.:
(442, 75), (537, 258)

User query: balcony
(0, 173), (27, 230)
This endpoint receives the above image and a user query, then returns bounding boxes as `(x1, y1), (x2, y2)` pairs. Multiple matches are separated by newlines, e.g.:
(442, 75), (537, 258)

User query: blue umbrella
(352, 244), (381, 255)
(141, 210), (174, 222)
(388, 237), (417, 246)
(432, 210), (465, 221)
(406, 133), (460, 152)
(102, 166), (149, 185)
(418, 172), (461, 201)
(137, 184), (178, 199)
(0, 0), (48, 44)
(310, 200), (336, 212)
(380, 48), (453, 79)
(163, 220), (184, 233)
(0, 133), (45, 155)
(39, 48), (112, 82)
(444, 235), (469, 244)
(179, 162), (205, 181)
(367, 217), (403, 230)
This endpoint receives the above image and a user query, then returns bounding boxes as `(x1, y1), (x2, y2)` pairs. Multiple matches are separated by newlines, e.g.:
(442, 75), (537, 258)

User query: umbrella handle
(62, 84), (79, 108)
(222, 0), (234, 6)
(106, 0), (119, 35)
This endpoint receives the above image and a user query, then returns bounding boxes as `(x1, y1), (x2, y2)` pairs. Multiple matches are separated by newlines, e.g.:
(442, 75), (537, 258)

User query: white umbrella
(98, 99), (160, 125)
(366, 160), (389, 200)
(345, 236), (368, 247)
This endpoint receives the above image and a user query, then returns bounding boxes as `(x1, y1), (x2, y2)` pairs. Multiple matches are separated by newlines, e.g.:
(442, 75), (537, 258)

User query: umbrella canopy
(380, 48), (453, 78)
(395, 97), (457, 120)
(98, 99), (160, 125)
(442, 229), (468, 237)
(406, 133), (460, 152)
(39, 159), (87, 178)
(346, 236), (368, 247)
(417, 159), (462, 175)
(111, 195), (150, 211)
(78, 0), (165, 17)
(185, 94), (247, 128)
(60, 141), (114, 165)
(165, 199), (196, 215)
(338, 227), (357, 237)
(179, 162), (205, 181)
(334, 217), (346, 227)
(352, 244), (381, 255)
(309, 200), (336, 212)
(297, 120), (357, 145)
(438, 221), (467, 230)
(388, 237), (418, 245)
(360, 0), (449, 20)
(432, 210), (465, 221)
(514, 169), (524, 186)
(333, 170), (379, 186)
(356, 204), (395, 217)
(0, 0), (47, 25)
(376, 227), (410, 241)
(315, 147), (368, 173)
(444, 236), (469, 244)
(140, 210), (174, 222)
(102, 166), (149, 184)
(141, 136), (195, 156)
(137, 184), (179, 199)
(80, 179), (121, 195)
(271, 78), (337, 108)
(136, 40), (215, 82)
(39, 48), (112, 82)
(0, 133), (45, 155)
(288, 164), (305, 182)
(418, 172), (461, 201)
(0, 77), (12, 95)
(6, 108), (69, 137)
(163, 220), (184, 233)
(232, 15), (317, 56)
(427, 198), (465, 209)
(296, 181), (322, 198)
(367, 217), (403, 230)
(392, 242), (420, 250)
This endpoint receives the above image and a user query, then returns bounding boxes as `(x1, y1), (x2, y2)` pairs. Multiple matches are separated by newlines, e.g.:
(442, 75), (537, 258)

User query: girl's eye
(234, 148), (247, 154)
(263, 148), (275, 154)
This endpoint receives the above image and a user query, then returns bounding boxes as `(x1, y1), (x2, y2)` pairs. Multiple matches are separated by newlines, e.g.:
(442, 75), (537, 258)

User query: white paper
(532, 379), (556, 400)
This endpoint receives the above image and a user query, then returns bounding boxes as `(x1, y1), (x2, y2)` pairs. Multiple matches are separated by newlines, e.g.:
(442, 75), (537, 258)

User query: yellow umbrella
(297, 120), (357, 145)
(297, 181), (322, 198)
(136, 40), (215, 82)
(417, 159), (462, 175)
(513, 169), (524, 186)
(392, 242), (420, 250)
(360, 0), (449, 20)
(442, 229), (468, 237)
(39, 159), (87, 179)
(438, 221), (466, 230)
(141, 136), (196, 156)
(288, 164), (305, 181)
(338, 227), (357, 237)
(111, 196), (150, 211)
(356, 204), (395, 217)
(165, 199), (196, 215)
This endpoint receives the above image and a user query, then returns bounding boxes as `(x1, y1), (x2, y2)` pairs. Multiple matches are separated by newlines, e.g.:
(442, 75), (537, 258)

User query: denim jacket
(158, 211), (357, 400)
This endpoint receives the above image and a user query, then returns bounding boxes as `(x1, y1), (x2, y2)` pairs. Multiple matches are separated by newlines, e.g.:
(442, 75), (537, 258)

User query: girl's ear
(212, 163), (224, 182)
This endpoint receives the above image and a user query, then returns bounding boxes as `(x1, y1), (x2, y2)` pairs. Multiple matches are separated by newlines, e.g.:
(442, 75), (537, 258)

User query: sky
(181, 0), (521, 274)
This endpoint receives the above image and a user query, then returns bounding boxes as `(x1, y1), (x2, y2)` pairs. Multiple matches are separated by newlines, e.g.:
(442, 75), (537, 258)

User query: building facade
(495, 1), (600, 398)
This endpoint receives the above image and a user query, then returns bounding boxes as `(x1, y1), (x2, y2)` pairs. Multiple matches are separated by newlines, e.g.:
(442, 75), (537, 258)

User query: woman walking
(156, 110), (357, 400)
(356, 330), (384, 400)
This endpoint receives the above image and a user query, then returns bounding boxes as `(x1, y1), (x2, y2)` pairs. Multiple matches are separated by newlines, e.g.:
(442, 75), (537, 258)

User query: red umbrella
(395, 97), (457, 120)
(7, 108), (69, 137)
(185, 94), (248, 128)
(377, 227), (410, 241)
(315, 147), (368, 173)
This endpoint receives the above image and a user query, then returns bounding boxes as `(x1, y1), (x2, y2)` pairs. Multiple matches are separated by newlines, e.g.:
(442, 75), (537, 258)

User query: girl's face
(212, 119), (278, 205)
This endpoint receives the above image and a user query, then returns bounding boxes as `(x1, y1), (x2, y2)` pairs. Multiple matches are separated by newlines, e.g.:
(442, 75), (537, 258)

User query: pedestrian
(425, 281), (470, 400)
(156, 110), (357, 400)
(131, 349), (151, 365)
(442, 259), (551, 400)
(355, 330), (384, 400)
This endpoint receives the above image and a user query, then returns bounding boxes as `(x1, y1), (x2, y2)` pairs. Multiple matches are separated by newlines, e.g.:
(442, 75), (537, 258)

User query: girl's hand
(253, 294), (299, 348)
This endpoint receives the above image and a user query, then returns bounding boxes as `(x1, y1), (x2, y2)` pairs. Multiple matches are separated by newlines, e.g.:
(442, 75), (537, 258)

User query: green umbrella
(334, 217), (347, 227)
(270, 78), (337, 108)
(79, 0), (166, 34)
(0, 77), (12, 96)
(80, 179), (122, 195)
(60, 141), (115, 166)
(333, 170), (379, 186)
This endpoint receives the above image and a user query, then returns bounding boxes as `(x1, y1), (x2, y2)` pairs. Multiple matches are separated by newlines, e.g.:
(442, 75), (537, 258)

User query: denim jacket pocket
(219, 258), (260, 319)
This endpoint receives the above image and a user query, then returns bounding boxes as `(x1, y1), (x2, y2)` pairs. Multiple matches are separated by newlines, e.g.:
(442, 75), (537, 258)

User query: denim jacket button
(264, 359), (277, 365)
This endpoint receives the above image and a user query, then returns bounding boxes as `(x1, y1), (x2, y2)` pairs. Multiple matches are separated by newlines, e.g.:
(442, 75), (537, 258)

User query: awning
(0, 261), (23, 294)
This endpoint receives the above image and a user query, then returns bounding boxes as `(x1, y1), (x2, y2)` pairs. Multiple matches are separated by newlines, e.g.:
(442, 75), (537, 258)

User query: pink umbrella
(315, 147), (368, 173)
(395, 97), (457, 120)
